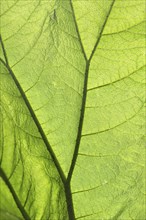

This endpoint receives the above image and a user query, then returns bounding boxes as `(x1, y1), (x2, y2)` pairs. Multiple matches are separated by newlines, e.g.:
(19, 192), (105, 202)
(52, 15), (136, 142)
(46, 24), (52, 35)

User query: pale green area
(0, 179), (23, 220)
(73, 0), (113, 58)
(0, 0), (145, 220)
(0, 0), (85, 175)
(0, 62), (68, 219)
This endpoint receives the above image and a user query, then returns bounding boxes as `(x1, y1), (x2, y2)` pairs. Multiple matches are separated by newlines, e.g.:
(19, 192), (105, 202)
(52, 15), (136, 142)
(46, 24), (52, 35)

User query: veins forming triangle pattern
(0, 0), (115, 219)
(66, 1), (115, 219)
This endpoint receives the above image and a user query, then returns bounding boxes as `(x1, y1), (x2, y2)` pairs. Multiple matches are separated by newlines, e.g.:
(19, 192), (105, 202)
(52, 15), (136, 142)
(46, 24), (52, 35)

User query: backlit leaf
(0, 0), (145, 219)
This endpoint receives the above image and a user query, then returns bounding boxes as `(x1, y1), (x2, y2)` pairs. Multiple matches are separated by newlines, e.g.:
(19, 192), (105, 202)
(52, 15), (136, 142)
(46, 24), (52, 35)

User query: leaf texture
(0, 0), (145, 219)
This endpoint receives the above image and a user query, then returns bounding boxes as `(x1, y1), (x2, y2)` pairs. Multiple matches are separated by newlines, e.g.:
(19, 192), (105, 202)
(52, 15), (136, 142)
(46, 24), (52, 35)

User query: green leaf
(0, 0), (145, 219)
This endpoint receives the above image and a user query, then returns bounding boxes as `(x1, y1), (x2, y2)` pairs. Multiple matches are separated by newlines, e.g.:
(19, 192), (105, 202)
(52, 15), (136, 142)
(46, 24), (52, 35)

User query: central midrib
(65, 1), (116, 220)
(68, 0), (116, 179)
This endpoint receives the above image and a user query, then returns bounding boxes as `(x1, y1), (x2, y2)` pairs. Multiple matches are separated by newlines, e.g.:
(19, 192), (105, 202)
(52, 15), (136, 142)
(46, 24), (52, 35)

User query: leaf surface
(0, 0), (145, 219)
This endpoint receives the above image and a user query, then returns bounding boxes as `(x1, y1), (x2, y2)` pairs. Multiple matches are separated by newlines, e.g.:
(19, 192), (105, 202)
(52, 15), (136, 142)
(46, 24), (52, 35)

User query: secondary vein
(0, 1), (116, 219)
(67, 0), (116, 183)
(70, 0), (87, 62)
(89, 0), (116, 62)
(67, 61), (89, 183)
(0, 36), (66, 185)
(0, 168), (30, 220)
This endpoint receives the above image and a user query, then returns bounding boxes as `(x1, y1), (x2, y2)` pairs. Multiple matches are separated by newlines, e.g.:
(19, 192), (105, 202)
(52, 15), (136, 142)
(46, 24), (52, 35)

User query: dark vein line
(89, 0), (116, 62)
(62, 2), (89, 220)
(67, 62), (89, 183)
(111, 205), (127, 220)
(70, 0), (87, 62)
(65, 2), (116, 219)
(102, 20), (145, 36)
(78, 153), (117, 158)
(72, 185), (101, 194)
(0, 36), (66, 186)
(87, 65), (145, 91)
(64, 183), (76, 220)
(82, 102), (143, 137)
(1, 100), (43, 139)
(0, 168), (30, 220)
(67, 0), (116, 182)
